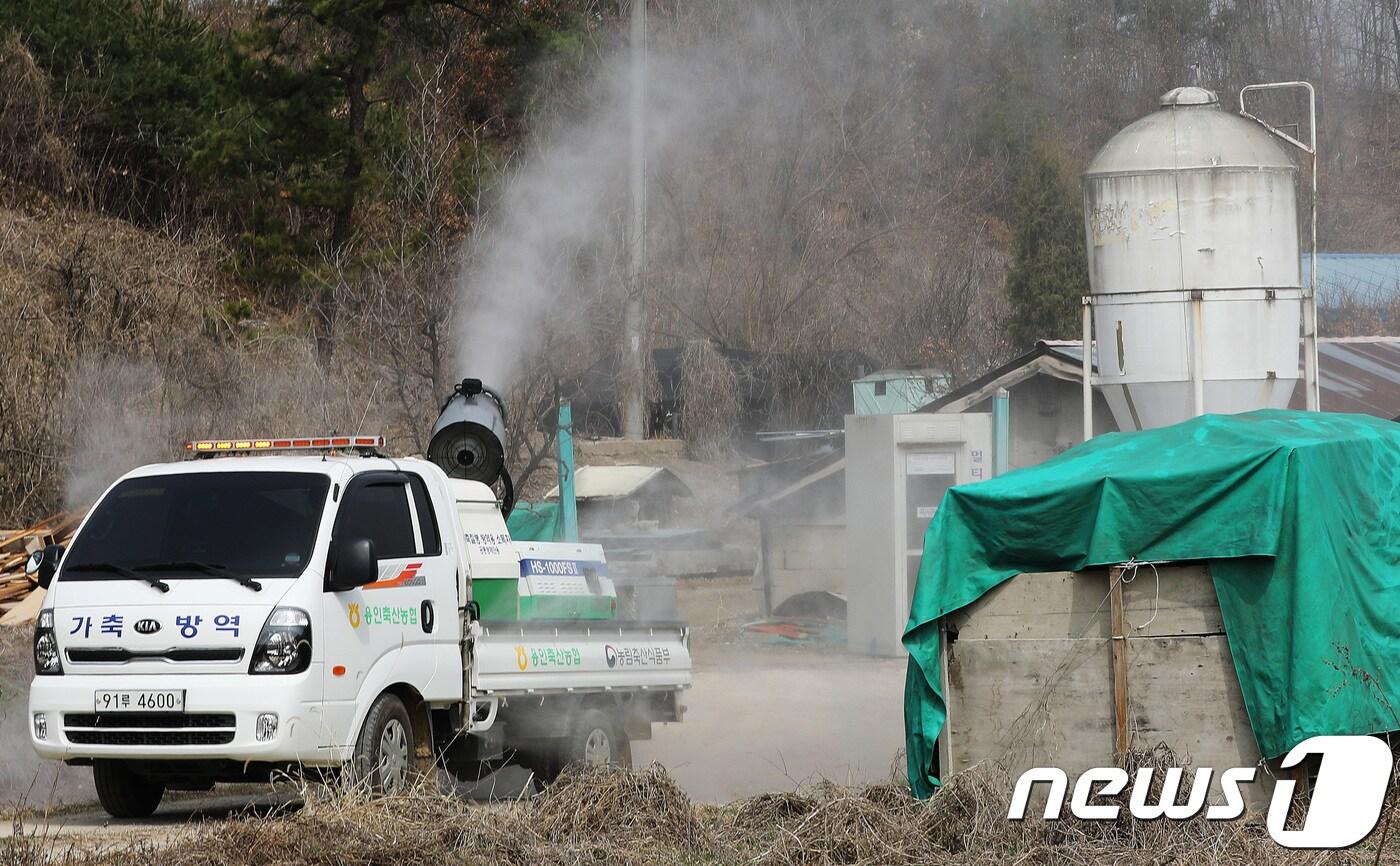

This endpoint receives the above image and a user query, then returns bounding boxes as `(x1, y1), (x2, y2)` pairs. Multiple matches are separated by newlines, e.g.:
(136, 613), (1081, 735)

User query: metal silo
(1081, 85), (1310, 431)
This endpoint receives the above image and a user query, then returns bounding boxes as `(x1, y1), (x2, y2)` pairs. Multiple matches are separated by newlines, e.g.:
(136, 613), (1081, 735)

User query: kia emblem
(134, 619), (161, 635)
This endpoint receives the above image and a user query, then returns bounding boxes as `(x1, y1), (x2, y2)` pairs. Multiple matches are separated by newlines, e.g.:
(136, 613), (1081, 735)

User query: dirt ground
(0, 573), (906, 837)
(643, 575), (905, 800)
(0, 621), (95, 809)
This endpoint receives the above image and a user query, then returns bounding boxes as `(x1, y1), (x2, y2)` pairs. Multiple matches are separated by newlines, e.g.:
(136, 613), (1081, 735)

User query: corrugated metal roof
(544, 465), (692, 501)
(853, 368), (947, 383)
(1295, 338), (1400, 418)
(975, 338), (1400, 420)
(1304, 254), (1400, 306)
(917, 342), (1092, 415)
(1052, 338), (1400, 419)
(733, 450), (845, 517)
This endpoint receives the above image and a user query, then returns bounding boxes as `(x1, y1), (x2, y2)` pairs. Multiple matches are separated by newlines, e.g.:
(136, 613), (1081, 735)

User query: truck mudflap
(473, 620), (691, 694)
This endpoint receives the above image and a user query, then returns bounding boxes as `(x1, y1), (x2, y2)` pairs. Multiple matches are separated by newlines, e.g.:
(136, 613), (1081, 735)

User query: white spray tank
(435, 388), (612, 621)
(1081, 86), (1307, 431)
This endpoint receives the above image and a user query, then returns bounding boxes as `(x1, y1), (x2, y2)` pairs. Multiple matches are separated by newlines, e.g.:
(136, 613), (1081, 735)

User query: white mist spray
(451, 2), (934, 395)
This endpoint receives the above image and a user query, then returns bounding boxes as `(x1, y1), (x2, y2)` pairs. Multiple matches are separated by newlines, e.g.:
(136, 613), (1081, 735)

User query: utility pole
(621, 0), (647, 440)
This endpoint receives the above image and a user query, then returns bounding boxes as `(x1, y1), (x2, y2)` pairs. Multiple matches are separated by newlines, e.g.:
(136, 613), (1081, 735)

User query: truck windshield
(61, 472), (331, 581)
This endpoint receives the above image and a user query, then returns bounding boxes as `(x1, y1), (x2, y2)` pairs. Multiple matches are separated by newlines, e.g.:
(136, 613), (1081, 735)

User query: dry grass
(0, 756), (1382, 866)
(0, 197), (450, 526)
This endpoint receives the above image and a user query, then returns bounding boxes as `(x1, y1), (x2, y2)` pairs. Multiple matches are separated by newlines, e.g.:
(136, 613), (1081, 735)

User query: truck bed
(473, 619), (691, 695)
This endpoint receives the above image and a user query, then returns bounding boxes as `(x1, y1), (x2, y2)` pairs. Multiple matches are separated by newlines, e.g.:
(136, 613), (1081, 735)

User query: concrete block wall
(767, 523), (846, 609)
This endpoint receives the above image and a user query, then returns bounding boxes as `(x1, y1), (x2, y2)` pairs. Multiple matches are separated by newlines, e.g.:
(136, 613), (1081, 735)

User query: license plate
(94, 690), (185, 712)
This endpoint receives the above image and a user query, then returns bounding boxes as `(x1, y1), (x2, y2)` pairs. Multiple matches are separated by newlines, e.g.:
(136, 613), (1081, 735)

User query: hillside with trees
(2, 0), (1399, 524)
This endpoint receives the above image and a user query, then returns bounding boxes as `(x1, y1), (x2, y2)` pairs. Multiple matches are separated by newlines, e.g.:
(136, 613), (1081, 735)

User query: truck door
(322, 471), (454, 742)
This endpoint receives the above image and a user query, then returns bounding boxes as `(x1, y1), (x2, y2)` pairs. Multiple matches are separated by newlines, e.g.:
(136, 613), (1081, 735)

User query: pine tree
(1005, 138), (1089, 348)
(2, 0), (226, 223)
(193, 0), (548, 356)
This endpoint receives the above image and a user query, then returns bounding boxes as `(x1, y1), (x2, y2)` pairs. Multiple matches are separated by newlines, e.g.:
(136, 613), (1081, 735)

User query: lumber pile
(0, 511), (82, 625)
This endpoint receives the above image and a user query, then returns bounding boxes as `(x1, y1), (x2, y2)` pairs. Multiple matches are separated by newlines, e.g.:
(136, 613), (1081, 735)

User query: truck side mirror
(328, 538), (377, 592)
(25, 544), (64, 590)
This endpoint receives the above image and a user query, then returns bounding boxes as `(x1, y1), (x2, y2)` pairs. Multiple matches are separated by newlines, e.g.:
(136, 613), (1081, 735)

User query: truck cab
(28, 437), (689, 817)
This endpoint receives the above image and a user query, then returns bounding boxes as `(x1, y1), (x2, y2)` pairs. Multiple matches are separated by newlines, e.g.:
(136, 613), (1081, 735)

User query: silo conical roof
(1085, 87), (1296, 176)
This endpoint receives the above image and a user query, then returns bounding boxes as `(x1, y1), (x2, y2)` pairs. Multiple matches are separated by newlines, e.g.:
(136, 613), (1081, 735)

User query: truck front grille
(63, 712), (237, 746)
(66, 730), (235, 746)
(66, 647), (244, 663)
(64, 712), (235, 729)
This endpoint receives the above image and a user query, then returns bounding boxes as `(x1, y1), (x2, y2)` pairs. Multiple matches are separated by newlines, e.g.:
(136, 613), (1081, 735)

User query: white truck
(26, 435), (690, 817)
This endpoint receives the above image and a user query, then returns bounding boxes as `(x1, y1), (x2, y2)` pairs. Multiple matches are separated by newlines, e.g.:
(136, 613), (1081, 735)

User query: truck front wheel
(352, 693), (415, 795)
(93, 760), (165, 819)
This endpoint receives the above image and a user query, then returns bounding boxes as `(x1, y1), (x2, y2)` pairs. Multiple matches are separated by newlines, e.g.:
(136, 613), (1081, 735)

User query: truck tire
(559, 709), (631, 771)
(516, 746), (561, 787)
(352, 693), (415, 795)
(93, 760), (165, 819)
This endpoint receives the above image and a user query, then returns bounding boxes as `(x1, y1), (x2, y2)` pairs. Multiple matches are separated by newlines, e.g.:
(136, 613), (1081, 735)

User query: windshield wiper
(64, 562), (170, 593)
(135, 561), (262, 592)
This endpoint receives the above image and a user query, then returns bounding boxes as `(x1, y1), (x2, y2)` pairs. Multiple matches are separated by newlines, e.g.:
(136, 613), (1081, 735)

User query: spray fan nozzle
(429, 376), (514, 517)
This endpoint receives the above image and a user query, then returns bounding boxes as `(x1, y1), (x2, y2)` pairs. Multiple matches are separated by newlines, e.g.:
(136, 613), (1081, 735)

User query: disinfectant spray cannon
(428, 378), (514, 516)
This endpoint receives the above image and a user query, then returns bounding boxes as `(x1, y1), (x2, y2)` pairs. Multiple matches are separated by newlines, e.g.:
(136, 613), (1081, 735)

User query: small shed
(941, 563), (1270, 804)
(852, 369), (950, 415)
(904, 410), (1400, 802)
(735, 448), (846, 614)
(545, 465), (691, 534)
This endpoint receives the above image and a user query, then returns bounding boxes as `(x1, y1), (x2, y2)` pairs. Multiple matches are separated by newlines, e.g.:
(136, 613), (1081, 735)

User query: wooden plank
(0, 533), (40, 556)
(1109, 565), (1129, 761)
(1127, 633), (1272, 811)
(946, 564), (1222, 641)
(46, 512), (82, 539)
(938, 622), (952, 778)
(1126, 635), (1260, 760)
(943, 562), (1278, 812)
(945, 631), (1274, 811)
(0, 533), (29, 554)
(0, 587), (44, 626)
(0, 583), (31, 603)
(945, 636), (1114, 776)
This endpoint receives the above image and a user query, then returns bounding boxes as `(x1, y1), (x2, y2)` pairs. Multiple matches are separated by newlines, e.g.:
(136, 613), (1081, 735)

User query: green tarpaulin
(506, 501), (562, 542)
(903, 410), (1400, 798)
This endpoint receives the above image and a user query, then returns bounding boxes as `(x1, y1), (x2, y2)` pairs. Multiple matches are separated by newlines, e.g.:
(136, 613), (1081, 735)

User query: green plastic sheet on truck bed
(903, 410), (1400, 798)
(506, 501), (562, 542)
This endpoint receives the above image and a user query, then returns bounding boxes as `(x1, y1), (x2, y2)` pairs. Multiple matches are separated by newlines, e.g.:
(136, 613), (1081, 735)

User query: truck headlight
(34, 609), (62, 676)
(249, 607), (312, 675)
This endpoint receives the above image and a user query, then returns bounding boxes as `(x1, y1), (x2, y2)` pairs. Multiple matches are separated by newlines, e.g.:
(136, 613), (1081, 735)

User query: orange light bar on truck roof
(183, 435), (384, 458)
